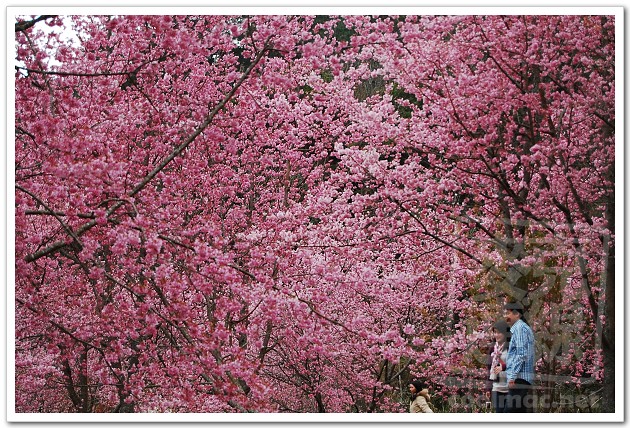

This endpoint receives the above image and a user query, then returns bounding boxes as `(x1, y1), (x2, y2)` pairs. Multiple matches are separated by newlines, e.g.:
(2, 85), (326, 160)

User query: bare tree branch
(15, 66), (132, 78)
(15, 15), (56, 33)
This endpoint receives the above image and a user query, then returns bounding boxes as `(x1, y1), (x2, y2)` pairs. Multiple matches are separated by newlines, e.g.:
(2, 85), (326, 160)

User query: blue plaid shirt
(506, 319), (535, 384)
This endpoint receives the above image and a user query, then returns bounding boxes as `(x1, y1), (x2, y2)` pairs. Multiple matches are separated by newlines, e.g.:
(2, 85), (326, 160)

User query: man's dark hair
(504, 302), (524, 311)
(504, 302), (528, 325)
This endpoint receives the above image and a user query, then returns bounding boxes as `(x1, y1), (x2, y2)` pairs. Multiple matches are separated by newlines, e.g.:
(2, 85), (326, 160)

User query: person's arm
(410, 397), (422, 413)
(419, 396), (433, 413)
(486, 345), (497, 390)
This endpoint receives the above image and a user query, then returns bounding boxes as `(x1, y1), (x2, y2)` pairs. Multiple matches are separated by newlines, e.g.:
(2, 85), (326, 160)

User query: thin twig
(15, 66), (132, 78)
(16, 184), (83, 251)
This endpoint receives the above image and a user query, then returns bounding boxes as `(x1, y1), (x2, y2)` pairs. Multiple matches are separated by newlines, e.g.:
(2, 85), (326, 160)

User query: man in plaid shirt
(504, 302), (535, 412)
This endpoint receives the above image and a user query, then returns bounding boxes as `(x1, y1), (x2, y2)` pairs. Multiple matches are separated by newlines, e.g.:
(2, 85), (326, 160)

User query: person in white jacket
(488, 319), (511, 412)
(408, 380), (434, 413)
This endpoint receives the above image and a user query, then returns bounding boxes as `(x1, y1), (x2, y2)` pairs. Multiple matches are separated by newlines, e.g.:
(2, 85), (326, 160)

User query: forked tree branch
(23, 39), (272, 263)
(15, 15), (56, 33)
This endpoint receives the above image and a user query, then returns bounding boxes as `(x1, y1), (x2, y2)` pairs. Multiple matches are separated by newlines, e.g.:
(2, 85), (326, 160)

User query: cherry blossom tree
(357, 14), (615, 411)
(14, 13), (615, 413)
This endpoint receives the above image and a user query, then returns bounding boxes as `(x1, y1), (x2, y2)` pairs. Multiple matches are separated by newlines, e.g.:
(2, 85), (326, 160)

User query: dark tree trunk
(600, 189), (615, 413)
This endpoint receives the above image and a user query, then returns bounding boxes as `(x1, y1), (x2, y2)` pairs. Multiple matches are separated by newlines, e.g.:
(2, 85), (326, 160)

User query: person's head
(504, 302), (525, 326)
(408, 380), (426, 395)
(493, 319), (511, 343)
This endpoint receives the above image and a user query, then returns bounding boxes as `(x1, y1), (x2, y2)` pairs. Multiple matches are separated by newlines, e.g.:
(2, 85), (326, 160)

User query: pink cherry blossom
(14, 14), (615, 413)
